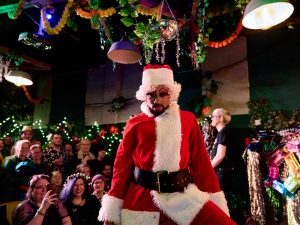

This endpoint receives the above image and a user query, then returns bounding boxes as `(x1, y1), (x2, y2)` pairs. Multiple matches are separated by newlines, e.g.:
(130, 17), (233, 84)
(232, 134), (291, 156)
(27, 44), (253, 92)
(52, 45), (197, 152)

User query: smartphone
(46, 183), (56, 193)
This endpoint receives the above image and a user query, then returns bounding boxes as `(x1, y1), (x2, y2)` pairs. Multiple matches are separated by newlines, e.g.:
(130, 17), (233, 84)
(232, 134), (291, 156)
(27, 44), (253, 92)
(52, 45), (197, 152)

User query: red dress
(99, 103), (233, 225)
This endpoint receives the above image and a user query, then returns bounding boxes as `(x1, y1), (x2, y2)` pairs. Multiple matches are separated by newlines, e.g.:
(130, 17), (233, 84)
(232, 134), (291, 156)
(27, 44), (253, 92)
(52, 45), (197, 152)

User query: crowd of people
(0, 126), (112, 225)
(0, 64), (251, 225)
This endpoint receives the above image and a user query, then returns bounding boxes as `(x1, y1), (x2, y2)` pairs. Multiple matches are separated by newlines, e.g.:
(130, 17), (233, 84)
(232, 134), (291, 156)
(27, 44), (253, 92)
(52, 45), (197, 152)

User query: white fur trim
(143, 67), (174, 87)
(152, 103), (181, 172)
(136, 82), (181, 102)
(151, 184), (210, 225)
(121, 209), (160, 225)
(209, 191), (230, 216)
(98, 194), (124, 224)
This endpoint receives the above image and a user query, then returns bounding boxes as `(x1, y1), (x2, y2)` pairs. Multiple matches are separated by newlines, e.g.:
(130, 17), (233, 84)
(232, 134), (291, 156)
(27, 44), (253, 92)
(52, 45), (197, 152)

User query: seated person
(60, 173), (101, 225)
(12, 174), (71, 225)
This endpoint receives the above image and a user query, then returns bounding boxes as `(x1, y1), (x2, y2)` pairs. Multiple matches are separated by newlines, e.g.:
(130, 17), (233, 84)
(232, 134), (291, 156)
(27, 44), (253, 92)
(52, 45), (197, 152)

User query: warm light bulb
(242, 1), (294, 30)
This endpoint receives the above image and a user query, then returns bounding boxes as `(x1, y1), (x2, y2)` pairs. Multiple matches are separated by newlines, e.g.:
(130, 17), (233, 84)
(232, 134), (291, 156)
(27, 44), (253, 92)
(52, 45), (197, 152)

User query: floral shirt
(43, 145), (66, 175)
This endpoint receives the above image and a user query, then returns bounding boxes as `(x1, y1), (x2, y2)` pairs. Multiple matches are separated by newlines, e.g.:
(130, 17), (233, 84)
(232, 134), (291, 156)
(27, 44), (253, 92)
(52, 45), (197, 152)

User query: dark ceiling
(1, 0), (300, 73)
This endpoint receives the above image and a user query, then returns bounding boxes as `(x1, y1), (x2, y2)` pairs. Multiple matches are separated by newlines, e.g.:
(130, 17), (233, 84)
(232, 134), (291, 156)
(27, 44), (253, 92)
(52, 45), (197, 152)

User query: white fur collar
(141, 102), (182, 172)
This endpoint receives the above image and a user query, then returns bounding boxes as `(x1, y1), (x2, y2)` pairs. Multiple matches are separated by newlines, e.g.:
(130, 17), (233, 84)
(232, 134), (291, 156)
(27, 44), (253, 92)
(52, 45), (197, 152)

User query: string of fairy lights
(0, 116), (125, 155)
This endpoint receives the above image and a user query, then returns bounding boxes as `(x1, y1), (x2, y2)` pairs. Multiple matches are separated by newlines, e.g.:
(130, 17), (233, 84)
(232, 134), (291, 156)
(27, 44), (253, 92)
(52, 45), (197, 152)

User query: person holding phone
(12, 174), (72, 225)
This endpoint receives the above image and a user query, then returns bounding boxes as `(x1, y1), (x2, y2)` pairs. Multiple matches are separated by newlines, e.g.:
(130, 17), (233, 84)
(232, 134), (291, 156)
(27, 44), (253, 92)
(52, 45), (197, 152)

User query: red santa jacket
(99, 103), (229, 225)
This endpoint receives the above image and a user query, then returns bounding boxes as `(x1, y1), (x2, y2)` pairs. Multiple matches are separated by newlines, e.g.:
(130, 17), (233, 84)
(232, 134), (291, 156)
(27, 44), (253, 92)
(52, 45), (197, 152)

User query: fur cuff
(98, 194), (124, 224)
(209, 191), (230, 216)
(121, 209), (160, 225)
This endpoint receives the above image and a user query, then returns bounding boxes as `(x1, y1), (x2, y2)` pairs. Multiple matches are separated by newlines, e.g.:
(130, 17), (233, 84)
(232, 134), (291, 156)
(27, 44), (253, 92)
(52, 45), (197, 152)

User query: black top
(64, 195), (102, 225)
(211, 127), (235, 169)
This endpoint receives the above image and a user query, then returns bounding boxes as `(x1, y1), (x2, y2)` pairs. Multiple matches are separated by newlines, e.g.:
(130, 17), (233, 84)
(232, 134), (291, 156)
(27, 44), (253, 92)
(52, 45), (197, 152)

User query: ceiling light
(242, 0), (294, 29)
(107, 37), (142, 64)
(5, 70), (33, 86)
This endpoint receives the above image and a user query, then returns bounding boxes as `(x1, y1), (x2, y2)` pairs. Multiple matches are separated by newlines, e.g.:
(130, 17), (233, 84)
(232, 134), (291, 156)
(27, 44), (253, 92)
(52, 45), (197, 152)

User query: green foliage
(247, 99), (300, 130)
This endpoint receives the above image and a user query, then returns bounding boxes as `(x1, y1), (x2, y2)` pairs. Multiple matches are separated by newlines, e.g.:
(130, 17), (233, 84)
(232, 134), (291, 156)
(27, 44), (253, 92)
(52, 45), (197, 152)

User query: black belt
(133, 167), (192, 193)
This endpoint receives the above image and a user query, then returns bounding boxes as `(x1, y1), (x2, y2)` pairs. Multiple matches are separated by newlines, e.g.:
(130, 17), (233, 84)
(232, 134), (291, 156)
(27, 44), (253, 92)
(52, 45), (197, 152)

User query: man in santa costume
(98, 64), (236, 225)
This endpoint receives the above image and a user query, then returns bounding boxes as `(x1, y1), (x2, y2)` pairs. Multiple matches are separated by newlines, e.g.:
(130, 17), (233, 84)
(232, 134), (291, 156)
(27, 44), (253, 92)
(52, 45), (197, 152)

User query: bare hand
(53, 157), (63, 166)
(39, 191), (58, 212)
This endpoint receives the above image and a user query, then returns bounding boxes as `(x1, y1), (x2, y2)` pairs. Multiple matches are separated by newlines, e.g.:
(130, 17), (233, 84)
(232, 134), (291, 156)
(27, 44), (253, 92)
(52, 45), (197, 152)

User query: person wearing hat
(21, 125), (34, 142)
(91, 174), (106, 203)
(98, 64), (235, 225)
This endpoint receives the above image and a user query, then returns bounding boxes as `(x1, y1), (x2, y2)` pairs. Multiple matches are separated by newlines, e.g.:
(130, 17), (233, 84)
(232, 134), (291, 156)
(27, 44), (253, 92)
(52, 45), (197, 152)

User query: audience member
(75, 162), (92, 178)
(2, 140), (31, 202)
(63, 143), (77, 177)
(20, 125), (34, 143)
(60, 173), (101, 225)
(43, 132), (66, 176)
(101, 164), (112, 192)
(3, 135), (14, 156)
(50, 171), (64, 195)
(91, 174), (106, 204)
(88, 148), (108, 176)
(12, 174), (72, 225)
(77, 139), (95, 163)
(28, 144), (47, 175)
(0, 139), (4, 165)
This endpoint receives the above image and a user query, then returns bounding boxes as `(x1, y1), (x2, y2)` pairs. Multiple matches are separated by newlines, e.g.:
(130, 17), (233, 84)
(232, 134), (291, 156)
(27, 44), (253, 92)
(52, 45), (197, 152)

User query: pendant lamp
(242, 0), (294, 29)
(107, 36), (142, 64)
(5, 70), (33, 86)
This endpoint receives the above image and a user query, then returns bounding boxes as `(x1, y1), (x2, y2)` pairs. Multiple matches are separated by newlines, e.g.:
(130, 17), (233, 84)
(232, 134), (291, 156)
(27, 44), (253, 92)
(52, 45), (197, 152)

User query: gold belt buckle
(156, 170), (168, 193)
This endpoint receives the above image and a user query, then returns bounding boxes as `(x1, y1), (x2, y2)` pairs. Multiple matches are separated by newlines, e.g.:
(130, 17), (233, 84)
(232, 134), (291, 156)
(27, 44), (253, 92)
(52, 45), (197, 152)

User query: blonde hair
(213, 108), (231, 125)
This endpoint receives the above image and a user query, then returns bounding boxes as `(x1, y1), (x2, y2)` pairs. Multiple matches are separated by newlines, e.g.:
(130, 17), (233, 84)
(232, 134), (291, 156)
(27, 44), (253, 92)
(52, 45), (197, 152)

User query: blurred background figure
(101, 164), (112, 192)
(28, 144), (46, 175)
(60, 173), (101, 225)
(20, 125), (34, 143)
(1, 140), (31, 202)
(50, 170), (64, 195)
(77, 139), (95, 163)
(12, 174), (71, 225)
(88, 147), (108, 176)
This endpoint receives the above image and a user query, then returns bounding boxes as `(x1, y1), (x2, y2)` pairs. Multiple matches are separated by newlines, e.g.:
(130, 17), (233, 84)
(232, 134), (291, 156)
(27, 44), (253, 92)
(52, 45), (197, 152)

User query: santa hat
(136, 64), (181, 101)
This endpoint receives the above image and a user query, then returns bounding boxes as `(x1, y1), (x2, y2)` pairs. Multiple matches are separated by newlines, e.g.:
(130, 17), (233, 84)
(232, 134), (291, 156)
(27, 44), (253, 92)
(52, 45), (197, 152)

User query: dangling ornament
(160, 38), (166, 64)
(155, 42), (160, 62)
(176, 33), (180, 67)
(159, 19), (179, 41)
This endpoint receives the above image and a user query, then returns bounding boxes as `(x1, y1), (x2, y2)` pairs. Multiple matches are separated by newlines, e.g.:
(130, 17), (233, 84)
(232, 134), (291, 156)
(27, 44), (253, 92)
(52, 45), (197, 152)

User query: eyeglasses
(33, 185), (47, 191)
(211, 115), (221, 118)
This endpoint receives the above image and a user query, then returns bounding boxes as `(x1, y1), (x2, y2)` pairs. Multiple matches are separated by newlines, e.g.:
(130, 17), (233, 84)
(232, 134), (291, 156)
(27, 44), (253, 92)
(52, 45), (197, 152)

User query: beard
(150, 104), (168, 116)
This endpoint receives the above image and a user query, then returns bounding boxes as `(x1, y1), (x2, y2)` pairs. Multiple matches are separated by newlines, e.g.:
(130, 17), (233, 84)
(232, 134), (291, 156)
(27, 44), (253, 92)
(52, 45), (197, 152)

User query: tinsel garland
(8, 0), (26, 19)
(287, 191), (300, 225)
(136, 3), (162, 17)
(41, 0), (74, 35)
(246, 149), (266, 224)
(75, 7), (116, 19)
(207, 19), (243, 48)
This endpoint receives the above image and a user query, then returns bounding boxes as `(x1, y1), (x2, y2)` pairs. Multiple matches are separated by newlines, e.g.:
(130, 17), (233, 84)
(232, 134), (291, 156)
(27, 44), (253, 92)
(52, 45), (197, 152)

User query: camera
(46, 183), (56, 192)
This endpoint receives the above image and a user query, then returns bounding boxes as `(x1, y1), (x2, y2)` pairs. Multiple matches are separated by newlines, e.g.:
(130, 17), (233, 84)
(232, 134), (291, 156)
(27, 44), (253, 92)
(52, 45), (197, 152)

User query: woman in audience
(91, 174), (106, 203)
(60, 173), (101, 225)
(50, 170), (64, 195)
(77, 139), (95, 163)
(12, 174), (71, 225)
